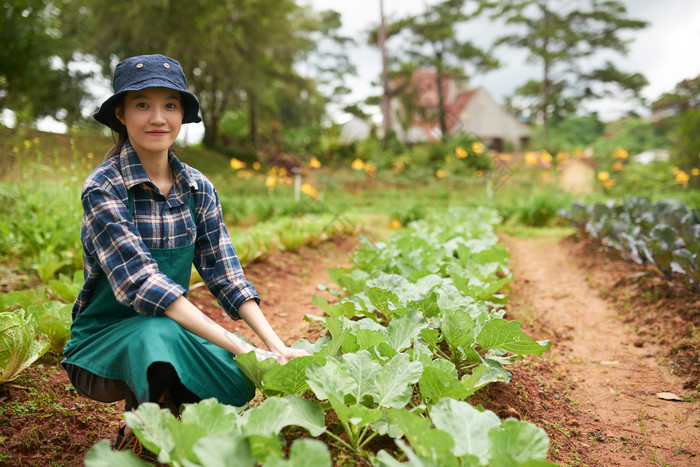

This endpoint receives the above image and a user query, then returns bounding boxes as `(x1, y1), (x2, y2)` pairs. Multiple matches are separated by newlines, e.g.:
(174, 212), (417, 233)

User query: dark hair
(104, 94), (127, 160)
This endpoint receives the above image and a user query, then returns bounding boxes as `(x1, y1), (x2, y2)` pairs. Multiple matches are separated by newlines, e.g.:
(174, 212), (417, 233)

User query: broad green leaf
(387, 409), (455, 463)
(0, 289), (50, 312)
(372, 353), (423, 408)
(420, 327), (441, 347)
(385, 309), (428, 352)
(291, 336), (329, 354)
(440, 309), (476, 356)
(179, 397), (243, 435)
(236, 351), (279, 389)
(366, 287), (401, 317)
(342, 402), (384, 428)
(434, 284), (476, 314)
(262, 355), (320, 395)
(191, 433), (255, 467)
(342, 351), (382, 403)
(354, 328), (388, 351)
(240, 395), (326, 437)
(419, 366), (469, 404)
(124, 403), (178, 464)
(488, 418), (551, 464)
(311, 295), (358, 319)
(375, 439), (442, 467)
(370, 410), (403, 437)
(263, 438), (332, 467)
(0, 310), (50, 383)
(461, 363), (511, 396)
(27, 302), (71, 355)
(476, 319), (550, 356)
(84, 439), (151, 467)
(305, 357), (355, 401)
(328, 267), (365, 295)
(430, 398), (501, 462)
(407, 292), (442, 318)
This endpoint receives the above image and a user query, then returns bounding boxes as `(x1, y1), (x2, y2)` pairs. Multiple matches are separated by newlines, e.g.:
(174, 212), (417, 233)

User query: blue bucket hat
(94, 54), (202, 131)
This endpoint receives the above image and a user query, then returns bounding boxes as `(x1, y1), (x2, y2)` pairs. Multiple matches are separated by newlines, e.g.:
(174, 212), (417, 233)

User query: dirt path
(502, 234), (700, 466)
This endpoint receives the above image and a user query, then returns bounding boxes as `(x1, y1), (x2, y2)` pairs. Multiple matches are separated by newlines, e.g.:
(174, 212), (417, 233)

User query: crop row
(87, 207), (553, 466)
(560, 197), (700, 291)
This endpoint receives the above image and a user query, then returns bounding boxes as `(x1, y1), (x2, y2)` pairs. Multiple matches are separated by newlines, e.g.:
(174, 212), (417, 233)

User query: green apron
(63, 189), (255, 406)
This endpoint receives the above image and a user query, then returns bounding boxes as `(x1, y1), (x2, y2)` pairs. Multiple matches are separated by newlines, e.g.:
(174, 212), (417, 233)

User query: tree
(380, 0), (498, 141)
(652, 75), (700, 173)
(70, 0), (324, 149)
(0, 0), (91, 126)
(491, 0), (648, 139)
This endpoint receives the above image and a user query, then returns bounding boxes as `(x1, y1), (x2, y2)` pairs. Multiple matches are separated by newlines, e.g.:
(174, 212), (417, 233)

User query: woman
(62, 54), (307, 455)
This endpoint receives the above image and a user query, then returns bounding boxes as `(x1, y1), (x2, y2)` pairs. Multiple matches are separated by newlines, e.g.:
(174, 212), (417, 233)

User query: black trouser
(62, 361), (200, 413)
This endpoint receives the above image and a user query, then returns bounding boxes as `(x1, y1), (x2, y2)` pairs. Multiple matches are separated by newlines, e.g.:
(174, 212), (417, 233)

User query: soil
(1, 232), (699, 466)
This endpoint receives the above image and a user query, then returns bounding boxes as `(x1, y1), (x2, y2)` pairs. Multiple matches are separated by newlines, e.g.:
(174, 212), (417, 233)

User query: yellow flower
(675, 170), (690, 187)
(351, 158), (365, 170)
(455, 147), (468, 159)
(253, 162), (261, 171)
(309, 157), (321, 169)
(87, 152), (94, 159)
(33, 137), (40, 145)
(603, 179), (616, 189)
(12, 146), (19, 153)
(472, 142), (484, 155)
(540, 150), (552, 163)
(614, 147), (628, 160)
(525, 152), (538, 167)
(692, 168), (700, 176)
(23, 140), (31, 150)
(230, 158), (246, 170)
(300, 182), (318, 199)
(475, 170), (484, 178)
(237, 170), (254, 179)
(364, 163), (376, 177)
(555, 152), (569, 163)
(597, 171), (610, 182)
(389, 218), (402, 229)
(612, 160), (624, 172)
(436, 169), (447, 179)
(265, 175), (277, 188)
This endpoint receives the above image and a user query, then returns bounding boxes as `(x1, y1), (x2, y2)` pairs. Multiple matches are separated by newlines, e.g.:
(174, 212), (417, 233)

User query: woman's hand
(276, 346), (310, 364)
(252, 346), (310, 364)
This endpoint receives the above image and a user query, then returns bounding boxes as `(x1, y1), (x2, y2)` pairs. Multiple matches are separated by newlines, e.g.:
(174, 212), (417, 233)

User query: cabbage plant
(0, 310), (50, 383)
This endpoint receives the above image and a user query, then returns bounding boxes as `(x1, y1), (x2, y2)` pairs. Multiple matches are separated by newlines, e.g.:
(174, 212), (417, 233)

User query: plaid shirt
(72, 140), (259, 320)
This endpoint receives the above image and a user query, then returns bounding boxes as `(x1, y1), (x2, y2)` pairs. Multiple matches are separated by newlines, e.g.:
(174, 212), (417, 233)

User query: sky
(305, 0), (700, 123)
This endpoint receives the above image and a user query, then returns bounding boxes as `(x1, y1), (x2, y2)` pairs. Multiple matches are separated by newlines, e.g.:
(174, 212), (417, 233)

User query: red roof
(406, 69), (478, 139)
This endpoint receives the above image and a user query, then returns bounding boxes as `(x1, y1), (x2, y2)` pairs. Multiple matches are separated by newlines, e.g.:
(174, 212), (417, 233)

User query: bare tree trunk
(379, 0), (392, 138)
(435, 50), (448, 141)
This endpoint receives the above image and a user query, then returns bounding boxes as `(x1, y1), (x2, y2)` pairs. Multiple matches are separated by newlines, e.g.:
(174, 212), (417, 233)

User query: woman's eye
(165, 103), (179, 110)
(135, 102), (148, 109)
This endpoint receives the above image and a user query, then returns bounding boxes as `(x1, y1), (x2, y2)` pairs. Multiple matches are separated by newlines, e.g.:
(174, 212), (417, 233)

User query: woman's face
(116, 87), (183, 159)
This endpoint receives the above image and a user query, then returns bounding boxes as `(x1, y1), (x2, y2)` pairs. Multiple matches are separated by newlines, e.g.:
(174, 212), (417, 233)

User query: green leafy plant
(26, 301), (72, 355)
(0, 310), (50, 383)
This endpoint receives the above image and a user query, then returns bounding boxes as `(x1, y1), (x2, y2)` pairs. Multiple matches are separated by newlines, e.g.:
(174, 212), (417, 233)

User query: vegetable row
(89, 207), (553, 466)
(561, 197), (700, 291)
